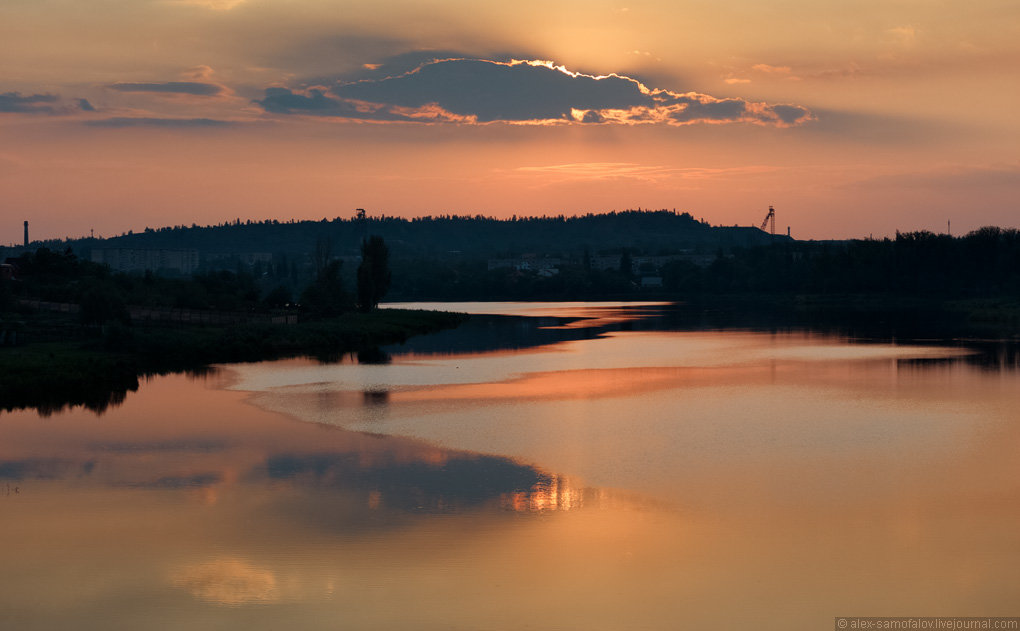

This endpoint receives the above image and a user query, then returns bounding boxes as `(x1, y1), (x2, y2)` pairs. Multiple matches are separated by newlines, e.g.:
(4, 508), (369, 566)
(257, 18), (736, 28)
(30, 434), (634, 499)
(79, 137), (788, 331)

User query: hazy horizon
(0, 206), (1002, 249)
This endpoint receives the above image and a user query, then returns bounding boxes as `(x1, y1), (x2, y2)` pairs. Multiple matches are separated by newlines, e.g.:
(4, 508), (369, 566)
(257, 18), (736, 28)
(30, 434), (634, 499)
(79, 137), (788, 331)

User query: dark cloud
(0, 91), (60, 114)
(258, 87), (383, 118)
(333, 59), (654, 122)
(107, 81), (226, 96)
(84, 117), (237, 128)
(1, 91), (95, 115)
(255, 57), (812, 127)
(257, 87), (443, 122)
(666, 97), (747, 123)
(772, 104), (812, 125)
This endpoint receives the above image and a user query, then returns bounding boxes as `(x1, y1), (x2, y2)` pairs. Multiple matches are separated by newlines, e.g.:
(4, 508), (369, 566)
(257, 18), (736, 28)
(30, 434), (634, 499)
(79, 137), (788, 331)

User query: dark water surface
(2, 302), (1018, 629)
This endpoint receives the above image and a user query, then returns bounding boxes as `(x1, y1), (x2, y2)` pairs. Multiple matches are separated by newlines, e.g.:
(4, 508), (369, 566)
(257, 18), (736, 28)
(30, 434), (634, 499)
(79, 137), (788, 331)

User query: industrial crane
(760, 205), (775, 236)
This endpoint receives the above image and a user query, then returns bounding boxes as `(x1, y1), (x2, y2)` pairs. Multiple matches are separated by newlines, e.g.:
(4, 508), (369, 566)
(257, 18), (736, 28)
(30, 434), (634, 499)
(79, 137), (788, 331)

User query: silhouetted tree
(619, 249), (633, 278)
(78, 279), (130, 326)
(357, 236), (391, 312)
(312, 237), (333, 277)
(301, 260), (349, 317)
(263, 284), (291, 308)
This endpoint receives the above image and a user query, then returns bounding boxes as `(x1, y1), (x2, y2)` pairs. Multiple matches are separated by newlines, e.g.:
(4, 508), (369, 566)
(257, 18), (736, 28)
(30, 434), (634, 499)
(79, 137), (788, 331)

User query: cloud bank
(256, 58), (813, 127)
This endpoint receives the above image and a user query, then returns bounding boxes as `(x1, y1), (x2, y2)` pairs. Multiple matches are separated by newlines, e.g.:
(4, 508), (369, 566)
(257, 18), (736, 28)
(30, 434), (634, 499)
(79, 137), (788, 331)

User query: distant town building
(205, 252), (273, 267)
(488, 253), (717, 277)
(592, 253), (717, 274)
(487, 257), (562, 275)
(91, 248), (200, 275)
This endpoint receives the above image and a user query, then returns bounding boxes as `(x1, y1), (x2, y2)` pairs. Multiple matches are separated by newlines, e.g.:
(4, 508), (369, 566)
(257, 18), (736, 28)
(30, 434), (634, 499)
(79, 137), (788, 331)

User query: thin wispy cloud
(845, 163), (1020, 190)
(725, 61), (868, 84)
(514, 162), (781, 183)
(256, 57), (813, 127)
(107, 82), (228, 97)
(84, 117), (237, 128)
(183, 65), (216, 80)
(515, 163), (680, 182)
(887, 25), (918, 47)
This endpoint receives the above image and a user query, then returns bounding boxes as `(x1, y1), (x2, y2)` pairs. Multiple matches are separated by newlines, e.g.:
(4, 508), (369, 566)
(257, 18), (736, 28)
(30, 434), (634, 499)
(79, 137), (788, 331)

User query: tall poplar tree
(357, 236), (391, 312)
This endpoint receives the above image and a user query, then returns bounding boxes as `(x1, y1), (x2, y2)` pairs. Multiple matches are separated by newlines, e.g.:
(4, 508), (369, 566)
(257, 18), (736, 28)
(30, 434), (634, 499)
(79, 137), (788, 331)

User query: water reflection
(356, 346), (391, 365)
(501, 475), (615, 512)
(12, 376), (137, 417)
(1, 365), (219, 418)
(6, 301), (1018, 417)
(264, 450), (565, 514)
(896, 339), (1020, 372)
(384, 302), (1020, 374)
(3, 303), (1020, 629)
(0, 457), (95, 480)
(170, 558), (281, 606)
(362, 390), (390, 406)
(2, 370), (649, 626)
(0, 373), (607, 520)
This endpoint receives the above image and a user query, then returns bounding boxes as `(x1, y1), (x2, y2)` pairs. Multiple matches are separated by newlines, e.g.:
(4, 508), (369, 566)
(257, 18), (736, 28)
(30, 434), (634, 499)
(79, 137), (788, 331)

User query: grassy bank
(0, 308), (467, 415)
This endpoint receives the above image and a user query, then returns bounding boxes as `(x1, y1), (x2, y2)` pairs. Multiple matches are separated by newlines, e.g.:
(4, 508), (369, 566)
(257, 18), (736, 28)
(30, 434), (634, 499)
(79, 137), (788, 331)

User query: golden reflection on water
(499, 475), (626, 512)
(171, 558), (280, 605)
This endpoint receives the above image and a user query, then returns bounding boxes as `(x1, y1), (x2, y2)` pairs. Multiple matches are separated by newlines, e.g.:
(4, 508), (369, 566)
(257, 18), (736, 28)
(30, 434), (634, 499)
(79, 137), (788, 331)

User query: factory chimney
(24, 221), (28, 247)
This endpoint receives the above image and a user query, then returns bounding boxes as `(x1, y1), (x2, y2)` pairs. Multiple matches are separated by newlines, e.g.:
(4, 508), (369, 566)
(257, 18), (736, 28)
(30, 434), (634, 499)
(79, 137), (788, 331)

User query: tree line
(1, 236), (392, 326)
(383, 227), (1020, 301)
(660, 228), (1020, 297)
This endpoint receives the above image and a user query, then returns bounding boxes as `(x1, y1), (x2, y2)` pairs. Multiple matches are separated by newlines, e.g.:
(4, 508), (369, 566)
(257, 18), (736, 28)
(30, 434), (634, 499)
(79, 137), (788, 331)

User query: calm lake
(2, 302), (1018, 629)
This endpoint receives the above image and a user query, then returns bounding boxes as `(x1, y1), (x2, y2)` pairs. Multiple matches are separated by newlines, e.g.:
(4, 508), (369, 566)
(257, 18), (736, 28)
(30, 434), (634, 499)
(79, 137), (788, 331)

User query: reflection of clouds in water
(226, 331), (972, 396)
(0, 457), (95, 480)
(171, 558), (278, 605)
(265, 450), (552, 513)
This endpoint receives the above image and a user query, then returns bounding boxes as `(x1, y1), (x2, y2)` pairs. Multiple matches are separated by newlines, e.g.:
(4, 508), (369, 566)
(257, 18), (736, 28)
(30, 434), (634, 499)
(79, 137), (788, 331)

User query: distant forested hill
(57, 209), (783, 259)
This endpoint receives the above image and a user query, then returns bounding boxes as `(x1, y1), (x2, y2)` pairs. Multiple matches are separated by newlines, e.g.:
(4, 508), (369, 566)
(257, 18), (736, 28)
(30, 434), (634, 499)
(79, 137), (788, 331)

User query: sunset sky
(2, 0), (1017, 242)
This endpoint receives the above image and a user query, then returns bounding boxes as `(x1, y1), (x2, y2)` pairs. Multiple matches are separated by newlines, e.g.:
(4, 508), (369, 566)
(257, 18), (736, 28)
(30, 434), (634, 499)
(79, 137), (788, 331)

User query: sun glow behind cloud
(256, 57), (813, 127)
(168, 0), (247, 10)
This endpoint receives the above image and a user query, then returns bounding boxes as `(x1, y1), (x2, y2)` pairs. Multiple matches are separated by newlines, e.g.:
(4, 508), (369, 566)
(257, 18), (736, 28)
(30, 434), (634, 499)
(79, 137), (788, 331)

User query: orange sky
(1, 0), (1017, 242)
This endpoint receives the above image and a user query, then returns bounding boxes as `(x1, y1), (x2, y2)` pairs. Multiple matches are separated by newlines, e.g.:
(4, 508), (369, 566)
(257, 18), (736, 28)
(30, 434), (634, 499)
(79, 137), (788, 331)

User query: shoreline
(4, 294), (1018, 416)
(0, 308), (467, 415)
